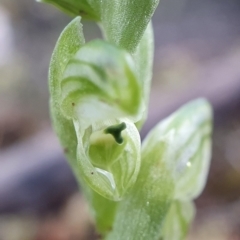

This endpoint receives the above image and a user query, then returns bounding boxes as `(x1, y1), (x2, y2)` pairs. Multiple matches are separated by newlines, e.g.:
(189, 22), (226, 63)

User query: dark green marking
(104, 122), (126, 144)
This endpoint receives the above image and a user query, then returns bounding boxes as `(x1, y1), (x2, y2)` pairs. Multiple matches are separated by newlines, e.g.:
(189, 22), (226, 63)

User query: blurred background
(0, 0), (240, 239)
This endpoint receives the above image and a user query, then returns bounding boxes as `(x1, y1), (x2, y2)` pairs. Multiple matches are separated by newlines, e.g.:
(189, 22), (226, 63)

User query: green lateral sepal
(143, 99), (213, 201)
(134, 22), (154, 129)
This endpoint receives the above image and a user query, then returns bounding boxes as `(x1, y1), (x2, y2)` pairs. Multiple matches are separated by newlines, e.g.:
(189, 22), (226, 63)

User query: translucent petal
(60, 40), (143, 126)
(142, 99), (213, 200)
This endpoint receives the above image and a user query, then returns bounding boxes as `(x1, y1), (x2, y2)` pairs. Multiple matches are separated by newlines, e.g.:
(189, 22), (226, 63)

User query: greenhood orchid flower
(38, 0), (213, 238)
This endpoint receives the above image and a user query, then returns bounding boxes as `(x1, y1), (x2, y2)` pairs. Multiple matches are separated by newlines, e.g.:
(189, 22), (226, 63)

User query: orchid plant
(38, 0), (213, 239)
